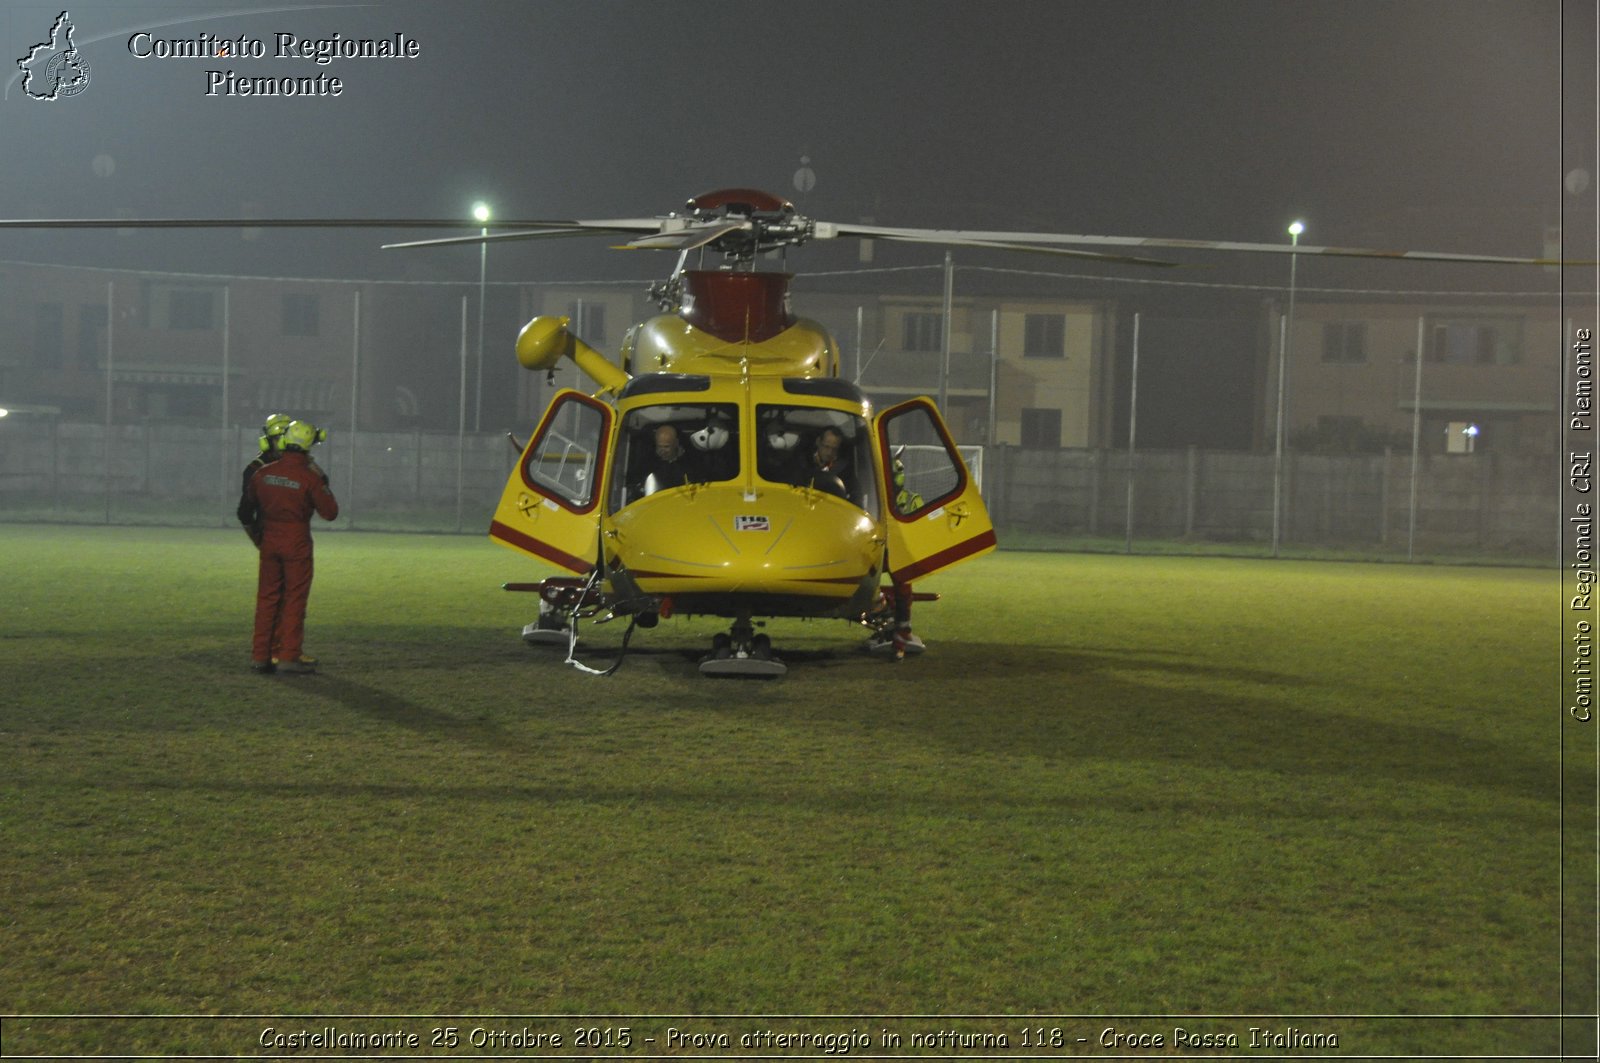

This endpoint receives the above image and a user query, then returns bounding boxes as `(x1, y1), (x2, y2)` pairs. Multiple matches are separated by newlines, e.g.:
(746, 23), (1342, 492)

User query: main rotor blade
(0, 216), (665, 237)
(862, 232), (1179, 267)
(617, 220), (749, 251)
(383, 218), (682, 250)
(0, 217), (485, 231)
(825, 222), (1576, 267)
(382, 228), (600, 249)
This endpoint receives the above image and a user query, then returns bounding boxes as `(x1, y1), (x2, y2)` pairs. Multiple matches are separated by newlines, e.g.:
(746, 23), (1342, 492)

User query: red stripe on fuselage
(488, 520), (593, 574)
(889, 529), (997, 583)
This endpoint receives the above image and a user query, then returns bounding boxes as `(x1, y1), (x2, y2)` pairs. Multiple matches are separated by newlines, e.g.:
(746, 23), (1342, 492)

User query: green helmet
(281, 420), (325, 452)
(258, 412), (294, 454)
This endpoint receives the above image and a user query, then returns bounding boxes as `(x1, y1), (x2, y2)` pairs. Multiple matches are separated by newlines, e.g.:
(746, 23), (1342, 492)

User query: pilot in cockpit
(789, 426), (856, 501)
(630, 424), (702, 497)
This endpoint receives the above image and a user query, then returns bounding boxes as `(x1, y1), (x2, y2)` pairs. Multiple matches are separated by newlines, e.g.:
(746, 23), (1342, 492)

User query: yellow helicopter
(379, 187), (1581, 677)
(450, 190), (1014, 676)
(2, 191), (1580, 676)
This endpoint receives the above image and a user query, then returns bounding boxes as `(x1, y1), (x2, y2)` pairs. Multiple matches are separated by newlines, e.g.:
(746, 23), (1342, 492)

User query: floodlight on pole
(472, 201), (491, 431)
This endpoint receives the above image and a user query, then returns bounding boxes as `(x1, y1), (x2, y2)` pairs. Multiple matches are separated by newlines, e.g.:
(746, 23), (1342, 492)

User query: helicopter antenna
(854, 337), (888, 384)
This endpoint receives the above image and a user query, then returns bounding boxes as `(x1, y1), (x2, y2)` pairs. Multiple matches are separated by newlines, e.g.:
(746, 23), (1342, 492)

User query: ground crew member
(241, 420), (338, 674)
(237, 412), (291, 545)
(869, 450), (924, 659)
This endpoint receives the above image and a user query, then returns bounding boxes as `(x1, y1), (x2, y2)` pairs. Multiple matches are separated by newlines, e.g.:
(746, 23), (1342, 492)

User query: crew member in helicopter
(789, 425), (856, 502)
(629, 424), (704, 497)
(241, 420), (339, 674)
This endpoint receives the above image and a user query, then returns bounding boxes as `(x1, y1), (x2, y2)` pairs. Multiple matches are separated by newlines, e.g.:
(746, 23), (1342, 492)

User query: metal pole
(103, 280), (113, 525)
(220, 284), (231, 524)
(938, 251), (953, 412)
(1125, 312), (1141, 553)
(1407, 315), (1425, 561)
(573, 298), (584, 394)
(1271, 226), (1302, 557)
(988, 308), (999, 450)
(349, 288), (361, 518)
(855, 305), (864, 384)
(474, 227), (487, 432)
(1271, 312), (1287, 557)
(457, 295), (468, 533)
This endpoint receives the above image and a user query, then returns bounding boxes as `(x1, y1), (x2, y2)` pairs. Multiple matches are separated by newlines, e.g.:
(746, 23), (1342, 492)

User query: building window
(1020, 407), (1061, 449)
(1428, 316), (1522, 365)
(34, 302), (63, 368)
(1023, 313), (1065, 358)
(142, 282), (219, 331)
(281, 293), (320, 337)
(1321, 322), (1367, 364)
(901, 311), (942, 353)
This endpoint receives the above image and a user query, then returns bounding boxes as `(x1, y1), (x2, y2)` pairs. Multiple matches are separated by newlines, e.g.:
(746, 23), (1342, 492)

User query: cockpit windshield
(756, 405), (878, 516)
(609, 402), (739, 511)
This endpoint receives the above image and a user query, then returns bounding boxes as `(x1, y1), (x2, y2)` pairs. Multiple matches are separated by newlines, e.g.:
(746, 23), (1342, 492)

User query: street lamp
(1271, 219), (1304, 557)
(472, 201), (491, 432)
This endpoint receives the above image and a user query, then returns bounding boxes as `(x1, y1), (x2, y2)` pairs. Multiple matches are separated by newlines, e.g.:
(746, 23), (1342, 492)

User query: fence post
(1185, 445), (1199, 537)
(1088, 448), (1103, 536)
(1379, 446), (1391, 545)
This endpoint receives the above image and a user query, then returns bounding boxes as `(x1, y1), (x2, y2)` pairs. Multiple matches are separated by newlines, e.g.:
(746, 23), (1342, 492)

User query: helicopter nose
(608, 487), (882, 604)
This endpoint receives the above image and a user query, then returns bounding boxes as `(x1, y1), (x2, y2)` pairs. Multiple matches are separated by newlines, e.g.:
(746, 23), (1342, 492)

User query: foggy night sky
(0, 0), (1590, 283)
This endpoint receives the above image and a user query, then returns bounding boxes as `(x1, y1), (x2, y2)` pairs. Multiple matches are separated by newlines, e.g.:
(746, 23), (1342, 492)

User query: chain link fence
(0, 256), (1566, 561)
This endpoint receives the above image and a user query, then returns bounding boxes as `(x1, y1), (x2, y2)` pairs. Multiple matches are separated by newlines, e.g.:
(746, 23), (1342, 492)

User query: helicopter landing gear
(864, 622), (926, 660)
(516, 577), (594, 646)
(860, 582), (934, 661)
(699, 614), (785, 677)
(521, 597), (571, 645)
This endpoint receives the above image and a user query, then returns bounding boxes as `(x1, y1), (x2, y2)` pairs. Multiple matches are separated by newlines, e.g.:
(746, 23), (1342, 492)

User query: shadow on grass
(480, 628), (1554, 809)
(152, 631), (1554, 819)
(770, 638), (1557, 809)
(297, 673), (539, 755)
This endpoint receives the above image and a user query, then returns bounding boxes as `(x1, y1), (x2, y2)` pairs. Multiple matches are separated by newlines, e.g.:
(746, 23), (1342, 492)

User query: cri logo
(17, 11), (91, 101)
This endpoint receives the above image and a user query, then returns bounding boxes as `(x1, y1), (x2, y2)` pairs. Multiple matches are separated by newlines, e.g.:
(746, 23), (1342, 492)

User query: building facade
(0, 259), (1575, 459)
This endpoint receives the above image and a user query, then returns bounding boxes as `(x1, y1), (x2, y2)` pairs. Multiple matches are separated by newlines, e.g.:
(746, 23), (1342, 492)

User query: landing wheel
(699, 614), (786, 677)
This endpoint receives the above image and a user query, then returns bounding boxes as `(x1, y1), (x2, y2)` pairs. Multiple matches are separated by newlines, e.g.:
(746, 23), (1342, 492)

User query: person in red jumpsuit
(237, 412), (291, 546)
(241, 420), (338, 674)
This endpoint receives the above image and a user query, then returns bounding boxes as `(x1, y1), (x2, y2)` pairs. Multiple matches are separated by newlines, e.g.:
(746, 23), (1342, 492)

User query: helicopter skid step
(697, 621), (784, 677)
(865, 631), (927, 657)
(521, 621), (568, 645)
(699, 655), (787, 678)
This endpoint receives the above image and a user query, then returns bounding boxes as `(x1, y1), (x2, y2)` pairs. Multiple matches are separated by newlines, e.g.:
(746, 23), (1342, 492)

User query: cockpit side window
(609, 402), (739, 511)
(756, 405), (878, 516)
(878, 402), (964, 518)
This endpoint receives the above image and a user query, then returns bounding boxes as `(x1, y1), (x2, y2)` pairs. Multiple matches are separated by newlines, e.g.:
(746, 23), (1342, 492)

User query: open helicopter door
(873, 398), (997, 583)
(489, 389), (613, 574)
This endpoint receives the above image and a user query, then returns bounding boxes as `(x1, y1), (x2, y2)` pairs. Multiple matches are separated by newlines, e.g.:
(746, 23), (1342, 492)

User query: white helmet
(691, 425), (729, 451)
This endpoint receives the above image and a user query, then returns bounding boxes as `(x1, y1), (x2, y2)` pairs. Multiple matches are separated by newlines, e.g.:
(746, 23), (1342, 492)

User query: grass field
(0, 524), (1583, 1058)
